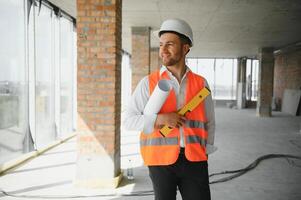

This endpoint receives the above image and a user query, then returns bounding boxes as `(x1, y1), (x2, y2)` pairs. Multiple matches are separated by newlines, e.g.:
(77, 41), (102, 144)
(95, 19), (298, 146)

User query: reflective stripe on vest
(185, 120), (207, 130)
(140, 137), (178, 146)
(141, 135), (206, 147)
(185, 135), (207, 147)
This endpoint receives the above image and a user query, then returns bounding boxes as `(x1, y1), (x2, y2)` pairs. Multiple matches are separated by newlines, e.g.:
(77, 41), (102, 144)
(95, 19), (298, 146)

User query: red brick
(131, 27), (151, 91)
(77, 0), (121, 175)
(274, 49), (301, 106)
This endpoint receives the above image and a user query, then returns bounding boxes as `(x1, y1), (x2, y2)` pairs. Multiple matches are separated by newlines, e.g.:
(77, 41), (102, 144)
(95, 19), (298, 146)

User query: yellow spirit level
(159, 87), (211, 137)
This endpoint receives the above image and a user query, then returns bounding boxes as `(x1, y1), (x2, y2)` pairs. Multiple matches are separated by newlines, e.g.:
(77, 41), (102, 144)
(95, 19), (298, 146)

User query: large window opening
(0, 0), (76, 165)
(187, 58), (238, 100)
(0, 0), (27, 164)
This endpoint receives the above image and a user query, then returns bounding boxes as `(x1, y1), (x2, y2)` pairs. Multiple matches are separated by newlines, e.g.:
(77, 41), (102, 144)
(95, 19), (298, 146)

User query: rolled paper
(144, 79), (172, 115)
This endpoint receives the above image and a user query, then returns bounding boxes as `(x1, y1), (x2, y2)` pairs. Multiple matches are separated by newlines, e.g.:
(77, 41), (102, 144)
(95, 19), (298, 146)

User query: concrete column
(150, 47), (161, 72)
(76, 0), (122, 188)
(131, 27), (151, 91)
(240, 58), (247, 82)
(236, 57), (247, 109)
(257, 47), (274, 117)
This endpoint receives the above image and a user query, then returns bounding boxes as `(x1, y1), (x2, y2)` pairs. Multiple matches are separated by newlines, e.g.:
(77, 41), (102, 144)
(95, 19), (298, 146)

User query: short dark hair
(159, 31), (192, 46)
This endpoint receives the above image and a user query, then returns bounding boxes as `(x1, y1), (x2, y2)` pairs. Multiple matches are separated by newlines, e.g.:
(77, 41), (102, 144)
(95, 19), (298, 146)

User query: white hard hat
(155, 18), (193, 46)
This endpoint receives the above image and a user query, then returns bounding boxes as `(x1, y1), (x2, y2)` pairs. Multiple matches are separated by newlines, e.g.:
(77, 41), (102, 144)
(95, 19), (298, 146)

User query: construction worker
(123, 18), (215, 200)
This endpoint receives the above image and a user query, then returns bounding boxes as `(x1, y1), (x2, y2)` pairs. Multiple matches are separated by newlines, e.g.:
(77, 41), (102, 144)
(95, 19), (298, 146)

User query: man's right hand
(154, 112), (186, 129)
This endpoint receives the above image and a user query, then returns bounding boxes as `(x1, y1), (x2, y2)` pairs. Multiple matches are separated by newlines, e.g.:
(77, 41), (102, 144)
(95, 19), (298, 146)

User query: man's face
(159, 32), (185, 67)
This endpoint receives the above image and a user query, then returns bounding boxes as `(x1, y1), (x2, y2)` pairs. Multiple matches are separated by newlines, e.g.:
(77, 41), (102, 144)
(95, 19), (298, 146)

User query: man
(123, 18), (215, 200)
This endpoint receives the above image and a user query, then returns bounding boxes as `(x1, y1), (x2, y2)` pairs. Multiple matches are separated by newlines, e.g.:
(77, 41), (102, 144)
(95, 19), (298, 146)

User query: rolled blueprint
(144, 79), (172, 115)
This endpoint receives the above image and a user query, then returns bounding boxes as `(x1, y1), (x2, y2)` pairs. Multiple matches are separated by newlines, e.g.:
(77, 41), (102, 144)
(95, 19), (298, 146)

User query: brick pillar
(236, 57), (247, 109)
(150, 47), (161, 72)
(75, 0), (122, 188)
(131, 27), (150, 91)
(257, 47), (274, 117)
(274, 49), (301, 109)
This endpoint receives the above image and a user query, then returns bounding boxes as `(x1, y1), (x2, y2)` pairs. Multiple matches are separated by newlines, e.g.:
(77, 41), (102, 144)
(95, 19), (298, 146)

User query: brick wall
(274, 49), (301, 106)
(131, 27), (150, 91)
(76, 0), (122, 187)
(150, 47), (161, 72)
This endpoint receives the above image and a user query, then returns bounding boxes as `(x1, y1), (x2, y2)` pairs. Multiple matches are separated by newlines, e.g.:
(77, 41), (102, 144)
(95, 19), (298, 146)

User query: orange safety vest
(140, 70), (209, 166)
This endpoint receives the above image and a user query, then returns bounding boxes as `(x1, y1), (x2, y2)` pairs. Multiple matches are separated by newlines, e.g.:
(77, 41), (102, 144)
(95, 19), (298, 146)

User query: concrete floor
(0, 107), (301, 200)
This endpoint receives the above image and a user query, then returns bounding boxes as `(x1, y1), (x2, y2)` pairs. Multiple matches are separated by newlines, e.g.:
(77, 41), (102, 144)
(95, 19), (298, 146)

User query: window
(246, 59), (259, 101)
(121, 53), (131, 113)
(34, 3), (55, 149)
(0, 0), (27, 163)
(59, 16), (75, 137)
(187, 58), (237, 100)
(215, 59), (237, 100)
(0, 0), (76, 164)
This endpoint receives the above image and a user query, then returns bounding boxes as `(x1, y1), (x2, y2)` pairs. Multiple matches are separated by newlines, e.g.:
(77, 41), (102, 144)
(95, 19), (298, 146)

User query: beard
(161, 51), (183, 67)
(162, 57), (180, 66)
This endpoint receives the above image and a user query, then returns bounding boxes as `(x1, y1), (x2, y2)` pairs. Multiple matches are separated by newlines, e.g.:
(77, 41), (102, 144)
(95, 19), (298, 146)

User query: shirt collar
(159, 65), (191, 76)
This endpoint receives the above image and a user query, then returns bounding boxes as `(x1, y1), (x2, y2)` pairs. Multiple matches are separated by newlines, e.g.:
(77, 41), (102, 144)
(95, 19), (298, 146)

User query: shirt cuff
(143, 114), (157, 134)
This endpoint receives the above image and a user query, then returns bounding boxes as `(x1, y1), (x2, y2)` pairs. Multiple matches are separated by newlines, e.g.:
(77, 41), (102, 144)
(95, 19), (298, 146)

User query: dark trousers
(148, 149), (211, 200)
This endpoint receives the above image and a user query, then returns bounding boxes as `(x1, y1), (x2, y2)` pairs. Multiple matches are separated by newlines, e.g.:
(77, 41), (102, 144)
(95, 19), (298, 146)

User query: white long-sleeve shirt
(122, 66), (215, 148)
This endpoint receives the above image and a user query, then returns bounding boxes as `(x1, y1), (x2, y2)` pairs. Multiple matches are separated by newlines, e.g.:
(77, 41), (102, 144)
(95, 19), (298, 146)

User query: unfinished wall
(131, 27), (150, 91)
(274, 49), (301, 107)
(150, 47), (161, 72)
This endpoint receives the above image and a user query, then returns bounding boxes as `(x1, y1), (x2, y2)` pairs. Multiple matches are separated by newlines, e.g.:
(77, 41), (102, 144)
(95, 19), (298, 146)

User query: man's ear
(183, 44), (190, 56)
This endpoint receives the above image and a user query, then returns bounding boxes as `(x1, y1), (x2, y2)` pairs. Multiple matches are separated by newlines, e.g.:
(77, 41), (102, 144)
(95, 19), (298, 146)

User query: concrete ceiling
(49, 0), (301, 58)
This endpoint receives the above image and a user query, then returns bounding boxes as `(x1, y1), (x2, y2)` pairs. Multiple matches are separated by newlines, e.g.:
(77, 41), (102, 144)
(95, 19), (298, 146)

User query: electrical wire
(209, 154), (301, 184)
(1, 153), (301, 199)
